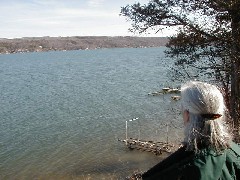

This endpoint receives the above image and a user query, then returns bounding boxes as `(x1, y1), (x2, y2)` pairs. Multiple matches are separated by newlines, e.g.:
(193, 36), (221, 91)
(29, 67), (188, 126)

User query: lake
(0, 47), (183, 179)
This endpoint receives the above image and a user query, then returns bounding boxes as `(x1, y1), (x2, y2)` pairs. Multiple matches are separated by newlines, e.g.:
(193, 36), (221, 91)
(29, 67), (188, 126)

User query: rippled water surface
(0, 48), (183, 179)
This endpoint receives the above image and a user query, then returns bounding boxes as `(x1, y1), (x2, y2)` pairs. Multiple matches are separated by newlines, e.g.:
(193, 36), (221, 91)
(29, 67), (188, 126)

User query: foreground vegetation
(121, 0), (240, 140)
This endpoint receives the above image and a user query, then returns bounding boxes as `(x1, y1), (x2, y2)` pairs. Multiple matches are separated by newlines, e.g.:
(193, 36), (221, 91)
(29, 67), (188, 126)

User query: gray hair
(181, 81), (232, 152)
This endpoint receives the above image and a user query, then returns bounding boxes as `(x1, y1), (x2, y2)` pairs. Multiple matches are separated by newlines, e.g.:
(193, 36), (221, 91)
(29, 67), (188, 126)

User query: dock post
(125, 118), (139, 145)
(166, 123), (169, 145)
(138, 129), (140, 140)
(125, 120), (128, 145)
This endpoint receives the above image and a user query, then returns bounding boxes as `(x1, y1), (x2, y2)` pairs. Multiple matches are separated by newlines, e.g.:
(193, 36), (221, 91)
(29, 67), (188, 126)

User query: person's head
(181, 81), (232, 152)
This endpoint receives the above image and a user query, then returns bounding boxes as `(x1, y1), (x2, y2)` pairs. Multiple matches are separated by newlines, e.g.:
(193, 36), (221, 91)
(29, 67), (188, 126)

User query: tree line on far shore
(0, 36), (168, 54)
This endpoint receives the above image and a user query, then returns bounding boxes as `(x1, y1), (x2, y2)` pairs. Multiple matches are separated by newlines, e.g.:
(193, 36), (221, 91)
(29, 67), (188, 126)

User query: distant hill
(0, 36), (168, 54)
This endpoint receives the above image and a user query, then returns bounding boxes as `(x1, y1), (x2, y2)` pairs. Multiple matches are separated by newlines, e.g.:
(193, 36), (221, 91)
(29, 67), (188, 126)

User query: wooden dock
(118, 138), (175, 155)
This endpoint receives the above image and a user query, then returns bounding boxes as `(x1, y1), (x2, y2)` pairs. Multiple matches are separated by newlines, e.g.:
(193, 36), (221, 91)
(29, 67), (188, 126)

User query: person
(142, 81), (240, 180)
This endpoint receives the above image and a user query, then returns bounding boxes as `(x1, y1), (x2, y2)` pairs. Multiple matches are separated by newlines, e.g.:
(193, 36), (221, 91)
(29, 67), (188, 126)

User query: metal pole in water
(125, 118), (139, 145)
(166, 123), (169, 145)
(138, 129), (140, 140)
(125, 120), (128, 145)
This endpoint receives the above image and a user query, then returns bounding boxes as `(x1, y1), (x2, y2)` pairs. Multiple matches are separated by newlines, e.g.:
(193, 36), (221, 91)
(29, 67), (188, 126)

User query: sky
(0, 0), (176, 38)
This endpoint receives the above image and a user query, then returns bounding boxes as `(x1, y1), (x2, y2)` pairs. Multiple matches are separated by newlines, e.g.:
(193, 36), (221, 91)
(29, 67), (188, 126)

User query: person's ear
(183, 110), (189, 125)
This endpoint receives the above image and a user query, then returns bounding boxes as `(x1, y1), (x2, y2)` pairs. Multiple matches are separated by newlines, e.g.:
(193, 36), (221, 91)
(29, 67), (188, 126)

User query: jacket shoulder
(142, 147), (197, 180)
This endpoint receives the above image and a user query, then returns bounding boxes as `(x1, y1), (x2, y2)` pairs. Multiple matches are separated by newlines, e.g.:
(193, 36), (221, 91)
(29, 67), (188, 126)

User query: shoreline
(0, 36), (168, 54)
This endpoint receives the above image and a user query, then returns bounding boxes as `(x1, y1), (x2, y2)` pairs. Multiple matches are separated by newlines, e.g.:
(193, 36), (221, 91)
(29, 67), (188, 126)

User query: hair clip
(201, 114), (222, 120)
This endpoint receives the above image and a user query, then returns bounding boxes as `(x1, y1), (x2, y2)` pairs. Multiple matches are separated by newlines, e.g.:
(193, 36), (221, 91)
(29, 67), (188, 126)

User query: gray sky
(0, 0), (176, 38)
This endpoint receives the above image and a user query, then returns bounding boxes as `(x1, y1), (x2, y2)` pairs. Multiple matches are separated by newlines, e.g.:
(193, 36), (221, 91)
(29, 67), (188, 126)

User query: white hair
(181, 81), (232, 152)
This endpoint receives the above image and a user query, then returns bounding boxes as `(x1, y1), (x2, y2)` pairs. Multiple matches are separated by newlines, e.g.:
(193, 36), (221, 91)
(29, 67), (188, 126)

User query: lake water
(0, 47), (183, 179)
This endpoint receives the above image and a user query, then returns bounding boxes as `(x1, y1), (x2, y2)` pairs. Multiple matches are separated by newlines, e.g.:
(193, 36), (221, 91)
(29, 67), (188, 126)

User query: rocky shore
(0, 36), (168, 54)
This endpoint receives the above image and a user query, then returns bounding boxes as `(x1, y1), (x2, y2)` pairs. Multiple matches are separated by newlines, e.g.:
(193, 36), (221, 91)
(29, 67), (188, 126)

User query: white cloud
(55, 7), (116, 18)
(87, 0), (105, 7)
(0, 0), (175, 38)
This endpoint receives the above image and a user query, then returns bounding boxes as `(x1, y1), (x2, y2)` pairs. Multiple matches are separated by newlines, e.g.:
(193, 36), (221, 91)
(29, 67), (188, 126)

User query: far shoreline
(0, 36), (168, 54)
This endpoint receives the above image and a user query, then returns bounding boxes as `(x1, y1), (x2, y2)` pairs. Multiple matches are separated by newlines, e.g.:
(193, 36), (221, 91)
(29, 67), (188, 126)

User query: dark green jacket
(142, 142), (240, 180)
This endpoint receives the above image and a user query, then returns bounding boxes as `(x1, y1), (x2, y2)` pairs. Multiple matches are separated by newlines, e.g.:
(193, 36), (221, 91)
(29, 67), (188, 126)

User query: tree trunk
(230, 11), (240, 140)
